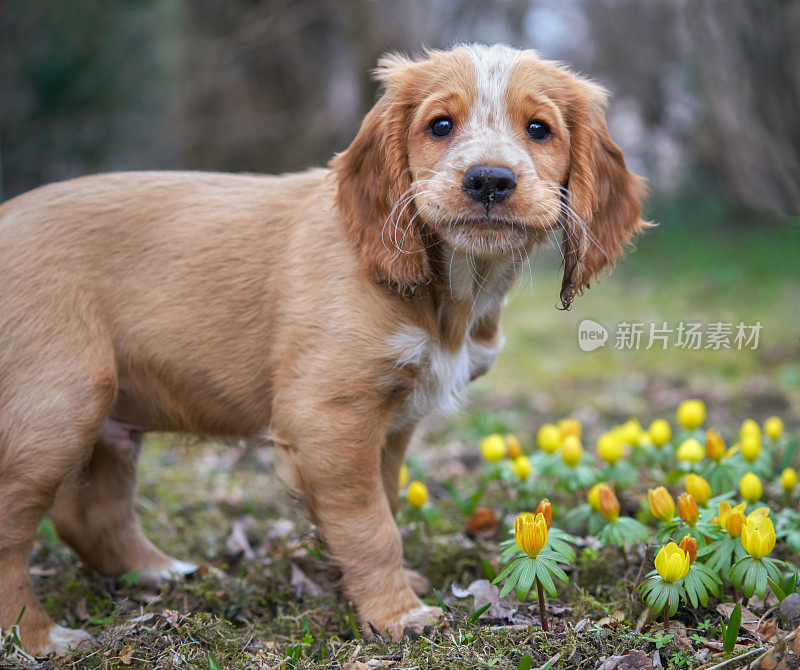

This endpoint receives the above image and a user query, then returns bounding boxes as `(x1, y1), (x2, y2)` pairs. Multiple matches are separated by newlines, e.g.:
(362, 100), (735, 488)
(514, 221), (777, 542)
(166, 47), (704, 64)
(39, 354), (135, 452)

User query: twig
(702, 646), (764, 670)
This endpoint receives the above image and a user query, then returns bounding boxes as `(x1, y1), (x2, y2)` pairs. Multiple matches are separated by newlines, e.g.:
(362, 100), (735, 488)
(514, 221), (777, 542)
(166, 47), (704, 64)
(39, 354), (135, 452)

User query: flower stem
(663, 609), (669, 633)
(619, 545), (630, 571)
(537, 577), (549, 632)
(731, 585), (738, 602)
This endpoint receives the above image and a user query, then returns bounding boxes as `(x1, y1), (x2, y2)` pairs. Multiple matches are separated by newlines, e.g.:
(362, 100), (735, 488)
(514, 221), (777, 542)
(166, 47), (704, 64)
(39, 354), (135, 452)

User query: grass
(3, 200), (800, 669)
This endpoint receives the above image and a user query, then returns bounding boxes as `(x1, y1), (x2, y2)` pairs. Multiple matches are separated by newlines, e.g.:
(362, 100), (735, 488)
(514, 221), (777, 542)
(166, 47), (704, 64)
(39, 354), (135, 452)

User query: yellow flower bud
(706, 429), (726, 462)
(718, 500), (747, 537)
(763, 416), (784, 441)
(648, 486), (676, 522)
(506, 434), (522, 460)
(597, 484), (620, 522)
(535, 498), (552, 529)
(558, 417), (582, 440)
(677, 493), (699, 527)
(679, 534), (697, 564)
(407, 480), (428, 508)
(619, 419), (643, 446)
(676, 438), (705, 464)
(398, 463), (409, 488)
(587, 482), (607, 511)
(739, 471), (763, 504)
(780, 467), (798, 492)
(597, 432), (625, 464)
(510, 454), (532, 481)
(480, 433), (506, 463)
(561, 435), (583, 467)
(677, 399), (705, 430)
(740, 418), (761, 440)
(685, 473), (711, 506)
(514, 512), (548, 558)
(648, 419), (672, 448)
(741, 515), (776, 559)
(740, 433), (761, 463)
(537, 423), (562, 454)
(654, 542), (691, 583)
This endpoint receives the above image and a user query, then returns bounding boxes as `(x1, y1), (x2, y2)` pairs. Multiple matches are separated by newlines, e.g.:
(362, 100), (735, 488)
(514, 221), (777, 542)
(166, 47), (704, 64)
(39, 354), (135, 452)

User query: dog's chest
(388, 327), (503, 431)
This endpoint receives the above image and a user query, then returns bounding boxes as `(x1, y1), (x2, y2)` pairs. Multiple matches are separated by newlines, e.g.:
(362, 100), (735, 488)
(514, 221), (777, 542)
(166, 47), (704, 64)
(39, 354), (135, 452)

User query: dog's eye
(526, 120), (551, 141)
(429, 117), (454, 138)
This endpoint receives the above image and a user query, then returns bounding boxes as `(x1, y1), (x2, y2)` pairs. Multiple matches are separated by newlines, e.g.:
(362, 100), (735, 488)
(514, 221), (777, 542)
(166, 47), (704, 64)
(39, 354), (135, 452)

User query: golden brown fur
(0, 44), (644, 656)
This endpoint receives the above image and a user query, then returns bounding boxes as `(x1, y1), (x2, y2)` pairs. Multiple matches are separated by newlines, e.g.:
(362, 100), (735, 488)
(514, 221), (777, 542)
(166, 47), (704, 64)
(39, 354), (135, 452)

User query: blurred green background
(2, 0), (798, 424)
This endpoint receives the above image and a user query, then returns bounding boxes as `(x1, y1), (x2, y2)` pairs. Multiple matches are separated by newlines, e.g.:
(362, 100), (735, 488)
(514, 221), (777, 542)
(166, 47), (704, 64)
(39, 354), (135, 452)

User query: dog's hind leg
(52, 420), (196, 586)
(0, 371), (114, 657)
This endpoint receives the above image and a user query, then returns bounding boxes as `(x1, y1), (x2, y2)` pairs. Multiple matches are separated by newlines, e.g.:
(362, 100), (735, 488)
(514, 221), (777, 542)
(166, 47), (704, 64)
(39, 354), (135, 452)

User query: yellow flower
(677, 399), (706, 430)
(685, 473), (711, 506)
(677, 493), (699, 527)
(597, 432), (625, 464)
(679, 534), (697, 564)
(619, 419), (644, 445)
(740, 433), (761, 463)
(480, 434), (506, 463)
(587, 482), (607, 511)
(515, 512), (548, 558)
(706, 429), (726, 462)
(597, 484), (620, 522)
(510, 454), (532, 481)
(747, 507), (770, 523)
(558, 417), (582, 440)
(740, 419), (761, 440)
(537, 424), (562, 454)
(676, 438), (705, 463)
(718, 500), (747, 537)
(739, 471), (763, 503)
(506, 434), (522, 460)
(654, 542), (691, 583)
(780, 467), (798, 492)
(561, 435), (583, 467)
(648, 486), (676, 522)
(407, 481), (428, 508)
(536, 498), (553, 529)
(398, 463), (409, 488)
(741, 515), (776, 559)
(764, 416), (784, 441)
(648, 419), (672, 448)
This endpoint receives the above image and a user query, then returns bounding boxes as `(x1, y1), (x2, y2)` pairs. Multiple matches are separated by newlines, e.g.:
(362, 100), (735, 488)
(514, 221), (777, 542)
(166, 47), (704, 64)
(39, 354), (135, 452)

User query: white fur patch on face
(450, 45), (532, 174)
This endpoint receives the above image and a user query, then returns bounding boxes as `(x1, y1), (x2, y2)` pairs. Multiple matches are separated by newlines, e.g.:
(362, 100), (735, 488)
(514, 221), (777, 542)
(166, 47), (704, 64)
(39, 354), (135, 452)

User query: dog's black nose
(462, 166), (517, 205)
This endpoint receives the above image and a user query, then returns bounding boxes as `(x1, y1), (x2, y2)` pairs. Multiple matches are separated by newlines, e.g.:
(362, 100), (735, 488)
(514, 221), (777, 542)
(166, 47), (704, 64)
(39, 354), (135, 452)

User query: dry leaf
(119, 645), (133, 665)
(464, 507), (498, 537)
(290, 563), (324, 598)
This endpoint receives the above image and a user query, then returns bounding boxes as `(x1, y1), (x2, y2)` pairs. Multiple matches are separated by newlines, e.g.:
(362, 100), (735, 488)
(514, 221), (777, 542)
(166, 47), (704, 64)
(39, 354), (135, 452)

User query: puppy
(0, 44), (645, 656)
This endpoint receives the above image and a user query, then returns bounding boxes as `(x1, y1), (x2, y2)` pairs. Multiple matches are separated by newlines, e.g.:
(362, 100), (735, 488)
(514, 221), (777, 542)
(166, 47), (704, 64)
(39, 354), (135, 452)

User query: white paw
(46, 625), (94, 656)
(386, 605), (445, 641)
(137, 558), (198, 586)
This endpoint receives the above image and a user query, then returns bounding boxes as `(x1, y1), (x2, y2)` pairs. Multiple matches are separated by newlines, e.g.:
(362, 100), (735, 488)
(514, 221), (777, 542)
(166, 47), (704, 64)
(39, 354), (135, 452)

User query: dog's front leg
(271, 413), (443, 639)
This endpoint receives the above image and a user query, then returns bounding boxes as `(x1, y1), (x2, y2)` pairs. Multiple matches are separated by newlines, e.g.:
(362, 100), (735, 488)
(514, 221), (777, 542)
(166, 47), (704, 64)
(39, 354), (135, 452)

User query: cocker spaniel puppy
(0, 44), (644, 656)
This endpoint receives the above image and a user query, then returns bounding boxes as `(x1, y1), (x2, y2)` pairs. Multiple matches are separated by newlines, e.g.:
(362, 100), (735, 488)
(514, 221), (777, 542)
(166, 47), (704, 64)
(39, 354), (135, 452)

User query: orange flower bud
(648, 486), (675, 522)
(677, 493), (699, 527)
(535, 498), (552, 529)
(679, 534), (697, 564)
(706, 429), (726, 462)
(598, 484), (620, 522)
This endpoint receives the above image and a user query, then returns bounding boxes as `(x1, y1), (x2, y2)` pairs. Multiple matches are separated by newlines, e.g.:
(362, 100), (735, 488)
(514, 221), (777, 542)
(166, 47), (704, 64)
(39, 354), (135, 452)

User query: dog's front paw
(385, 605), (446, 641)
(38, 625), (94, 657)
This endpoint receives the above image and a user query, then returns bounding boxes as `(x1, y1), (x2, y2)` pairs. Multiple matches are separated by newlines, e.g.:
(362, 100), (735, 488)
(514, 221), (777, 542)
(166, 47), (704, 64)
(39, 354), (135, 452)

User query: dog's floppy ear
(330, 54), (432, 298)
(559, 80), (647, 309)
